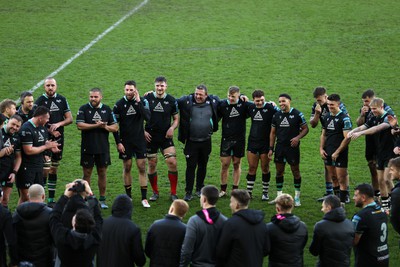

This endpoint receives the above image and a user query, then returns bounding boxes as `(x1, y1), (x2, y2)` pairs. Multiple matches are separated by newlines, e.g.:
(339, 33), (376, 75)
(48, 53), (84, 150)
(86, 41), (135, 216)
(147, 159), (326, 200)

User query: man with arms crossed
(113, 80), (151, 207)
(76, 88), (118, 209)
(145, 76), (179, 202)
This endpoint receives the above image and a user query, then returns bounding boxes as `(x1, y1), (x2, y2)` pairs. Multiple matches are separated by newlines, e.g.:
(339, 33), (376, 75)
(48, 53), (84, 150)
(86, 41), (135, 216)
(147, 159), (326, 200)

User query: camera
(68, 180), (86, 193)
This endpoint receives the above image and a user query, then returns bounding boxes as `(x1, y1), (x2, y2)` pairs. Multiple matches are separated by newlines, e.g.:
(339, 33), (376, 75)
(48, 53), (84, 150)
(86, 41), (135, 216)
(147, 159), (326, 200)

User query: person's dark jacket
(145, 214), (187, 267)
(62, 194), (97, 229)
(391, 182), (400, 234)
(267, 213), (308, 267)
(177, 94), (220, 144)
(309, 207), (354, 267)
(216, 209), (270, 267)
(50, 195), (102, 267)
(97, 195), (146, 267)
(13, 202), (53, 267)
(0, 205), (17, 267)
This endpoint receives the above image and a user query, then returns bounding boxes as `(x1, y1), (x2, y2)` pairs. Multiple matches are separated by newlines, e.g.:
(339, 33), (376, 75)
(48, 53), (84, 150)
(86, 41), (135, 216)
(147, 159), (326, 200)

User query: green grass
(1, 0), (400, 265)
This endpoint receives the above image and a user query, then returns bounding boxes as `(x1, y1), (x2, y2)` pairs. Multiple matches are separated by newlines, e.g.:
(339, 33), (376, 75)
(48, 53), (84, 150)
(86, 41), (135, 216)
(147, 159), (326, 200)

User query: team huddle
(0, 76), (400, 266)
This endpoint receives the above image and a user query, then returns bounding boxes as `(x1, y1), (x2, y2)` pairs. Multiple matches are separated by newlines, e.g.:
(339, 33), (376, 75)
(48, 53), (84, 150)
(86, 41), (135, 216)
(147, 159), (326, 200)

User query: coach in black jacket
(309, 195), (354, 267)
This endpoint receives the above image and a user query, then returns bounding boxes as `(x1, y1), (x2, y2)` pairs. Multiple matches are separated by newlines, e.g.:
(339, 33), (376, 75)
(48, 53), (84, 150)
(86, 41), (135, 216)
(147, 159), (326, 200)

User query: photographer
(49, 180), (102, 267)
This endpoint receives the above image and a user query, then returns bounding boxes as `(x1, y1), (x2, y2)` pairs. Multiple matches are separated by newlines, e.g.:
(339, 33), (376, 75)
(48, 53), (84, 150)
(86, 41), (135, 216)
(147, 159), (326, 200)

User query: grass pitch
(1, 0), (400, 265)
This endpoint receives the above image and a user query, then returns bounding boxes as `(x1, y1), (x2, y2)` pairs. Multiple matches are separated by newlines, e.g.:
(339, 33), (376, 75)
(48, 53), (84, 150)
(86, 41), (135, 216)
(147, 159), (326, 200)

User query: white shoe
(142, 199), (151, 208)
(100, 201), (108, 209)
(294, 197), (301, 207)
(262, 194), (270, 201)
(219, 191), (227, 198)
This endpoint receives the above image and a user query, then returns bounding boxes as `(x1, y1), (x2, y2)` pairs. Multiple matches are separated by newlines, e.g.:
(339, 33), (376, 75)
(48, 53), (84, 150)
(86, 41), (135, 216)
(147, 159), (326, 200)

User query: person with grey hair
(216, 189), (269, 266)
(309, 195), (354, 266)
(13, 184), (53, 267)
(180, 185), (226, 266)
(97, 194), (146, 267)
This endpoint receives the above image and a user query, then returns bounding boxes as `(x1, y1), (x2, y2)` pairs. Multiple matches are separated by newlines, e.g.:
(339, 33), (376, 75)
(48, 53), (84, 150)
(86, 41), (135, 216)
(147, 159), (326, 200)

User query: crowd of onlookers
(0, 76), (400, 266)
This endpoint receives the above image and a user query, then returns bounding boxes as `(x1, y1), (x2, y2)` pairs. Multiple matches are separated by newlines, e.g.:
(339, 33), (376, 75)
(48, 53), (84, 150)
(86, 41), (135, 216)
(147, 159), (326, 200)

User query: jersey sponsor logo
(327, 120), (335, 130)
(50, 102), (60, 112)
(37, 131), (45, 142)
(153, 102), (164, 112)
(253, 111), (263, 121)
(280, 117), (290, 127)
(56, 99), (62, 103)
(92, 111), (102, 122)
(126, 105), (136, 115)
(229, 107), (240, 118)
(3, 139), (12, 147)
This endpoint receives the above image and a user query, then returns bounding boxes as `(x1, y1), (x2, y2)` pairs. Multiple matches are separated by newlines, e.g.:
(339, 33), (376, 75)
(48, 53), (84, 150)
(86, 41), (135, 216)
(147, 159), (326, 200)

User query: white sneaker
(219, 191), (227, 198)
(294, 197), (301, 207)
(262, 194), (270, 201)
(100, 201), (108, 209)
(141, 199), (151, 208)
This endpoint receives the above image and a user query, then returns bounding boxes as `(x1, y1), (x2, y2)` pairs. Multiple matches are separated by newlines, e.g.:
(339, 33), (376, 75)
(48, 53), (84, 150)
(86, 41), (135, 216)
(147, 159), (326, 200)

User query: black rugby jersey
(144, 93), (178, 136)
(272, 108), (307, 146)
(19, 120), (48, 170)
(322, 111), (352, 155)
(218, 99), (251, 141)
(0, 126), (21, 169)
(247, 102), (279, 145)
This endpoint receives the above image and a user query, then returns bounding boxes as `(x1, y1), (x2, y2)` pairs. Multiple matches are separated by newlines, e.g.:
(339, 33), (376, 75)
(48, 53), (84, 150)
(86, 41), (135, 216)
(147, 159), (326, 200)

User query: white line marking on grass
(18, 0), (149, 103)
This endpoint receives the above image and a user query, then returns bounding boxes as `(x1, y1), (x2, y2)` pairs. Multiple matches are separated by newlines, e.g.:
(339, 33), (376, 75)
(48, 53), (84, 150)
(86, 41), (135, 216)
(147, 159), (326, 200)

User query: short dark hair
(361, 89), (375, 99)
(201, 185), (219, 205)
(231, 189), (250, 207)
(124, 80), (136, 87)
(323, 195), (341, 209)
(313, 87), (327, 98)
(154, 76), (167, 83)
(327, 94), (341, 102)
(389, 157), (400, 171)
(0, 99), (16, 114)
(196, 84), (208, 94)
(74, 209), (95, 233)
(9, 114), (23, 123)
(355, 183), (374, 199)
(20, 91), (33, 104)
(279, 93), (291, 101)
(33, 106), (50, 117)
(252, 89), (264, 99)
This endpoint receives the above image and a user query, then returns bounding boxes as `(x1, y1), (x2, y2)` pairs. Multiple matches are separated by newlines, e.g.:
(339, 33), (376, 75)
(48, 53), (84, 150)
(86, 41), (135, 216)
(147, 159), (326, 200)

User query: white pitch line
(18, 0), (149, 103)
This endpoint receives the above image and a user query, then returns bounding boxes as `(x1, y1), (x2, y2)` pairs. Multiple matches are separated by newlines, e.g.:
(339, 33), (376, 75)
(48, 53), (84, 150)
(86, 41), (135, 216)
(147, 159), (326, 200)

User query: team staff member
(268, 94), (309, 206)
(144, 76), (179, 202)
(246, 89), (279, 200)
(0, 115), (23, 208)
(177, 84), (220, 201)
(352, 183), (389, 267)
(17, 106), (60, 204)
(113, 80), (151, 208)
(35, 77), (73, 206)
(17, 91), (36, 123)
(217, 86), (251, 197)
(76, 88), (118, 209)
(320, 94), (352, 205)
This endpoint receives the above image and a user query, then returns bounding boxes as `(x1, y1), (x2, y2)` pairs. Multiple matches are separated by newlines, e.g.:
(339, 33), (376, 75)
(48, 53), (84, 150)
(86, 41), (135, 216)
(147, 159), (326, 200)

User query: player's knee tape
(163, 153), (176, 160)
(147, 153), (157, 159)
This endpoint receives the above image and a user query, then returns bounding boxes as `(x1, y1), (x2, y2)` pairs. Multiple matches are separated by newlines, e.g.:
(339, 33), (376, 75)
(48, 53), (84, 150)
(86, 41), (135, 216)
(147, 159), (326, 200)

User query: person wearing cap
(97, 194), (146, 267)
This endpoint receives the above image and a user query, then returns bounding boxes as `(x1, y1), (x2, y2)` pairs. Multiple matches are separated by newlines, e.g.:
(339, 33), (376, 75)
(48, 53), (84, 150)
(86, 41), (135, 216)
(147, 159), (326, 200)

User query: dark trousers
(184, 139), (212, 193)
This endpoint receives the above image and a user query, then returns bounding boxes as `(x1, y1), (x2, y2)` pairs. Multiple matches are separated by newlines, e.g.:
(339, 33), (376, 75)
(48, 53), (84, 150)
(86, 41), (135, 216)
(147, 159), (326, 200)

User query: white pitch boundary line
(17, 0), (149, 103)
